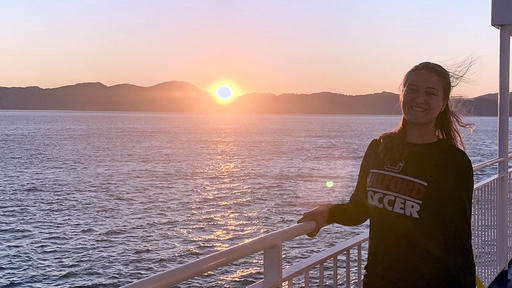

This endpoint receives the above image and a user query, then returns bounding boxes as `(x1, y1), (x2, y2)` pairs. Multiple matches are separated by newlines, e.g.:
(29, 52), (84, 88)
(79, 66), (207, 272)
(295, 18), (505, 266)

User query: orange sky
(0, 1), (504, 98)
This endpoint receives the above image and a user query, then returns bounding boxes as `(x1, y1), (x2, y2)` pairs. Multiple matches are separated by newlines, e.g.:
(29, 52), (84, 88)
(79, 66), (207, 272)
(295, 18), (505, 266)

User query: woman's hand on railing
(297, 204), (334, 237)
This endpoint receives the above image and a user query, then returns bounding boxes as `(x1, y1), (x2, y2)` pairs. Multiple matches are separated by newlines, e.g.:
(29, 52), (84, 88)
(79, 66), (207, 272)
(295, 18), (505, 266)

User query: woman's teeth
(411, 106), (427, 112)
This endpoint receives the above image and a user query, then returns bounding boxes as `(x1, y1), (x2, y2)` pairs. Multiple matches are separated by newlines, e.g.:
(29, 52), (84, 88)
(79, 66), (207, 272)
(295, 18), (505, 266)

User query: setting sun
(217, 86), (232, 99)
(209, 81), (242, 105)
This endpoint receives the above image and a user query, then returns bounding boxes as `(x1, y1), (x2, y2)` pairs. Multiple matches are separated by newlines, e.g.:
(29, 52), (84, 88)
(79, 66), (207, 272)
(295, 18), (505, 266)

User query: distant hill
(0, 81), (508, 115)
(226, 91), (401, 114)
(0, 81), (213, 112)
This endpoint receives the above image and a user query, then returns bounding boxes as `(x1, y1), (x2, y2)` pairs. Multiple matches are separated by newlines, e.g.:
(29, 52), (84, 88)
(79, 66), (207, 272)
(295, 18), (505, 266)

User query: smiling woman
(298, 62), (476, 288)
(209, 81), (242, 105)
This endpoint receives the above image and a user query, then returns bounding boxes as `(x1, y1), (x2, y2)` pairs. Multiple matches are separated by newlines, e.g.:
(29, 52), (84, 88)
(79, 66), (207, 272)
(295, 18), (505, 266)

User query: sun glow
(209, 80), (242, 105)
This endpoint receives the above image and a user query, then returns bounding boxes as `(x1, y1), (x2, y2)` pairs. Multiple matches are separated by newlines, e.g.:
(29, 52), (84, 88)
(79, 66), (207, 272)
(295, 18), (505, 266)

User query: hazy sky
(0, 0), (504, 97)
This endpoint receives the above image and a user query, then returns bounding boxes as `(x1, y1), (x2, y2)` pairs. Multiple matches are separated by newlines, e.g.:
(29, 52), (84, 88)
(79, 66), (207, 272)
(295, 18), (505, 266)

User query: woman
(298, 62), (475, 287)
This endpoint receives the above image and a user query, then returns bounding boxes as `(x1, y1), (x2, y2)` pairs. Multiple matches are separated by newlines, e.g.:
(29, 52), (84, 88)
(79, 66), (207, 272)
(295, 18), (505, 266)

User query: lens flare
(326, 181), (334, 188)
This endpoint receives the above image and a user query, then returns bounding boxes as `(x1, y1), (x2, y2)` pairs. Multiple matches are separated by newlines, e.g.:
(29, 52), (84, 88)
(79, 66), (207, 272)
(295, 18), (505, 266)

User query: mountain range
(0, 81), (508, 115)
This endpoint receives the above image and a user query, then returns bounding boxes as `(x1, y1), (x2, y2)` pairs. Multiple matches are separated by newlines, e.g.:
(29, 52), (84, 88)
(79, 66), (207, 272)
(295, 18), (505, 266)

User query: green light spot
(326, 181), (334, 188)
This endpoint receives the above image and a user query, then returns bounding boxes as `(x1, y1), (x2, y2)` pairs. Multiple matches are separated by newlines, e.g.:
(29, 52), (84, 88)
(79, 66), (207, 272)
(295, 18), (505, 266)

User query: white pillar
(497, 24), (511, 271)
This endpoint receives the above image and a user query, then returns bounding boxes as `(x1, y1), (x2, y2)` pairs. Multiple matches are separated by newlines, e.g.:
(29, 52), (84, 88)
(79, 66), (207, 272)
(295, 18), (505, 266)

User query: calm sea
(0, 111), (504, 287)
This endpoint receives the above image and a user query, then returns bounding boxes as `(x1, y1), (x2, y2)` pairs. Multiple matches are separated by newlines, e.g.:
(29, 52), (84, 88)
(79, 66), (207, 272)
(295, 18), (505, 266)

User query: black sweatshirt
(328, 139), (475, 288)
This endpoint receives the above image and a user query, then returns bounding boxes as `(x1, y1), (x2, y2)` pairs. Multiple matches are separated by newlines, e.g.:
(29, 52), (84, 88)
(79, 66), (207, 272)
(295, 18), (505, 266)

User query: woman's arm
(298, 140), (378, 236)
(444, 150), (475, 286)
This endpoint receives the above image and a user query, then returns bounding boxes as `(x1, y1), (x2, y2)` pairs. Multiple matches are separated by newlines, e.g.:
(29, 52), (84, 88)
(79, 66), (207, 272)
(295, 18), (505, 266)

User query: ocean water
(0, 111), (504, 287)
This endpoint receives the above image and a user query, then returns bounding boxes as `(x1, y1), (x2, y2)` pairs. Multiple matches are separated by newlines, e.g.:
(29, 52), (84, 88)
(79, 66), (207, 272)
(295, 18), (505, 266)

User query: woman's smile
(409, 105), (428, 112)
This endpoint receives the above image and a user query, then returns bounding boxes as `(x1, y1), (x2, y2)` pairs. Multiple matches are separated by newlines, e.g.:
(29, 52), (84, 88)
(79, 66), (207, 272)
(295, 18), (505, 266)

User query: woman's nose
(414, 91), (428, 103)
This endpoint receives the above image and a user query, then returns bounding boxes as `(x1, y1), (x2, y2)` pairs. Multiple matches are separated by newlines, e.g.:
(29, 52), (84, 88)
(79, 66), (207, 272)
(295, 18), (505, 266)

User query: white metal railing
(123, 156), (512, 288)
(471, 155), (512, 286)
(123, 220), (368, 288)
(472, 156), (508, 171)
(508, 169), (512, 268)
(250, 233), (368, 288)
(472, 171), (499, 286)
(122, 222), (318, 288)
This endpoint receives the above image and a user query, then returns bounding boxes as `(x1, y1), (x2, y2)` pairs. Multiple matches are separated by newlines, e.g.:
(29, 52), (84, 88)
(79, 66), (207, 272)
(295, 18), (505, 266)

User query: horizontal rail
(472, 156), (511, 172)
(475, 174), (499, 189)
(122, 221), (316, 288)
(474, 167), (512, 190)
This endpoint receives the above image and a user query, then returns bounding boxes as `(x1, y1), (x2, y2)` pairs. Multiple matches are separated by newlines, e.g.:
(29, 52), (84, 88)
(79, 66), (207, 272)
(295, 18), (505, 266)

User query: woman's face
(401, 70), (446, 127)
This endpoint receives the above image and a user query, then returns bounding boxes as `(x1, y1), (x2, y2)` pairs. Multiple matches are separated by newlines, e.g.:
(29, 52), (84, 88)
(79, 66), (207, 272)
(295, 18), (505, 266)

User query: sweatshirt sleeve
(327, 139), (379, 226)
(444, 150), (475, 287)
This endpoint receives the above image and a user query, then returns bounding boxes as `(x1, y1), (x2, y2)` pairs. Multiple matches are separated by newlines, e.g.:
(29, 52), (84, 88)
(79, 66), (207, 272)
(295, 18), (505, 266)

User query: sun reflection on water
(221, 267), (261, 281)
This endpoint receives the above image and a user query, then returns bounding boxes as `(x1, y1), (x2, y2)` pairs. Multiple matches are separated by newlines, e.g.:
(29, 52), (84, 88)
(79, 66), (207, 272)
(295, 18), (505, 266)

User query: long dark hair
(378, 61), (473, 164)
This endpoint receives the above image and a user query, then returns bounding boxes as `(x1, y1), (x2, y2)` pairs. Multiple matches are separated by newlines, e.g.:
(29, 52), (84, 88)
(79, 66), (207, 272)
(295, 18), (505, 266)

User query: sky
(0, 0), (505, 97)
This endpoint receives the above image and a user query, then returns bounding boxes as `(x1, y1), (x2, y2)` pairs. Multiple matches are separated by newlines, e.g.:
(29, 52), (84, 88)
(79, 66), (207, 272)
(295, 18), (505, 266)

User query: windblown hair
(378, 61), (473, 165)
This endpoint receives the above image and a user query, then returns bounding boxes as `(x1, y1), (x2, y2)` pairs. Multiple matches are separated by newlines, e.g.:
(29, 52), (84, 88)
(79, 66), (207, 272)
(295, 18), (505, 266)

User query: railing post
(497, 24), (511, 271)
(264, 244), (283, 287)
(346, 250), (351, 288)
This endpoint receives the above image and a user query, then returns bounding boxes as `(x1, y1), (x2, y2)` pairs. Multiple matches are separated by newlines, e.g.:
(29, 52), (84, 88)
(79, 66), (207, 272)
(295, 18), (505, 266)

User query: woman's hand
(297, 203), (334, 237)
